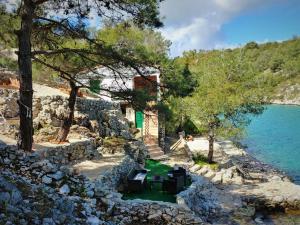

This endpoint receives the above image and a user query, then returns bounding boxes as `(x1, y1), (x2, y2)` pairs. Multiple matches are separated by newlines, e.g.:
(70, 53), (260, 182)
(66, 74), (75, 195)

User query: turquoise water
(242, 104), (300, 184)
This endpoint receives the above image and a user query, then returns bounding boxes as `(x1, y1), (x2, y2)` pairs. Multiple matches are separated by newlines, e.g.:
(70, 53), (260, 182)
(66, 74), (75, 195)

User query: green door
(135, 111), (144, 128)
(89, 79), (101, 93)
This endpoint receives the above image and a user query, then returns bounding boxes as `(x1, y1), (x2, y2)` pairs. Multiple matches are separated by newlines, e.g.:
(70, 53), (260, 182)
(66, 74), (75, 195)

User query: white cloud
(159, 0), (282, 56)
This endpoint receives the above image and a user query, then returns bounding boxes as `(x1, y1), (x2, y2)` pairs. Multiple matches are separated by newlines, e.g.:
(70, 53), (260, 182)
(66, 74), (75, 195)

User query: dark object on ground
(126, 168), (148, 193)
(162, 167), (186, 194)
(149, 175), (164, 190)
(169, 166), (189, 186)
(162, 178), (177, 194)
(162, 175), (185, 194)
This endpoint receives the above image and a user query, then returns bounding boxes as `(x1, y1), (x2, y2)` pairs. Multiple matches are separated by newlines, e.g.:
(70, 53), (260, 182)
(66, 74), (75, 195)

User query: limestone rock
(190, 164), (201, 173)
(222, 167), (235, 184)
(147, 211), (162, 220)
(204, 170), (215, 179)
(42, 176), (53, 184)
(59, 184), (70, 195)
(197, 166), (209, 175)
(0, 192), (10, 204)
(231, 175), (244, 185)
(211, 172), (223, 184)
(87, 216), (101, 225)
(48, 171), (64, 181)
(42, 218), (55, 225)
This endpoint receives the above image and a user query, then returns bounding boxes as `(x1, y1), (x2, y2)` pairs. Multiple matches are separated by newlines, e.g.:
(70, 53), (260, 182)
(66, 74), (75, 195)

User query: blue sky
(221, 1), (300, 46)
(159, 0), (300, 57)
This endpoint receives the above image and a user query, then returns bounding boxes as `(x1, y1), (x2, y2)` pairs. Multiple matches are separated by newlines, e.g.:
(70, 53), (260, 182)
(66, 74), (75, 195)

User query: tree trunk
(55, 81), (79, 142)
(207, 131), (214, 164)
(17, 0), (35, 151)
(178, 113), (184, 132)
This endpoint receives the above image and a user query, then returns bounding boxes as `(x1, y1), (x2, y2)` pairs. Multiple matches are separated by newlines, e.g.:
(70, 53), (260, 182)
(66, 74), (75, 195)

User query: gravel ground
(72, 153), (125, 180)
(33, 83), (68, 97)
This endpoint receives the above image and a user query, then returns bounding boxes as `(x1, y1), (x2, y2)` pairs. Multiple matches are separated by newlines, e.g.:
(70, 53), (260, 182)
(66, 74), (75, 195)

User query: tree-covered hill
(179, 37), (300, 104)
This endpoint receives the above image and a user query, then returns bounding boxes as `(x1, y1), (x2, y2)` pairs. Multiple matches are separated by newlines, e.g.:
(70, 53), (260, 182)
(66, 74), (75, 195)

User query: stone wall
(0, 137), (150, 197)
(37, 139), (101, 164)
(0, 139), (204, 225)
(177, 176), (233, 222)
(0, 142), (108, 224)
(0, 139), (101, 173)
(0, 88), (18, 118)
(0, 87), (132, 140)
(93, 155), (205, 225)
(106, 199), (205, 225)
(0, 170), (105, 225)
(33, 95), (132, 139)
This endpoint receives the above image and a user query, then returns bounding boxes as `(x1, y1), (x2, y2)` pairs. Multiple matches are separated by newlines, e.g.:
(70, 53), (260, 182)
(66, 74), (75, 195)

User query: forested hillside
(178, 37), (300, 104)
(2, 33), (299, 104)
(160, 37), (300, 135)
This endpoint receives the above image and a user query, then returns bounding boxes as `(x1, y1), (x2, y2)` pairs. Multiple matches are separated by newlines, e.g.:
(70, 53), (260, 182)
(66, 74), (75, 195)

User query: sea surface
(242, 104), (300, 184)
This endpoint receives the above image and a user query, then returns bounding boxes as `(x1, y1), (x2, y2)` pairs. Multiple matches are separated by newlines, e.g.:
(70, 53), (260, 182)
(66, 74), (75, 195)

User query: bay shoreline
(186, 137), (300, 210)
(271, 100), (300, 106)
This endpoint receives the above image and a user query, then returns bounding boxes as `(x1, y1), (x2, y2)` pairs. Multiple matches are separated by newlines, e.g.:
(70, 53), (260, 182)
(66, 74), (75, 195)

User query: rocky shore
(272, 99), (300, 106)
(2, 131), (300, 225)
(183, 138), (300, 221)
(272, 83), (300, 106)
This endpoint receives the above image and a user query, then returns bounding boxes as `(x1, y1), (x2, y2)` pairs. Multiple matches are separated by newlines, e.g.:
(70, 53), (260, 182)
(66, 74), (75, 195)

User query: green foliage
(97, 22), (170, 62)
(0, 56), (17, 70)
(163, 95), (199, 134)
(32, 62), (60, 84)
(184, 50), (265, 140)
(0, 5), (19, 49)
(103, 137), (127, 148)
(161, 59), (199, 134)
(0, 7), (19, 71)
(245, 41), (259, 50)
(165, 38), (300, 136)
(161, 61), (198, 98)
(193, 154), (219, 170)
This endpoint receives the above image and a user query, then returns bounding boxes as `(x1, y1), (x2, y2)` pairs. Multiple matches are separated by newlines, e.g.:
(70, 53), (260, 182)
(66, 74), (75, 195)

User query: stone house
(78, 66), (165, 156)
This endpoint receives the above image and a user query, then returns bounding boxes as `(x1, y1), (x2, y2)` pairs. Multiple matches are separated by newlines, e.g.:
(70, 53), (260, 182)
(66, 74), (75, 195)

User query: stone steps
(146, 144), (165, 160)
(188, 163), (246, 185)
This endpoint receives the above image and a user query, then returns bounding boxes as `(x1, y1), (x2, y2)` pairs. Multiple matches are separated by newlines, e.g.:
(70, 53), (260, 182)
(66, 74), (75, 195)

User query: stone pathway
(72, 153), (125, 180)
(146, 143), (165, 159)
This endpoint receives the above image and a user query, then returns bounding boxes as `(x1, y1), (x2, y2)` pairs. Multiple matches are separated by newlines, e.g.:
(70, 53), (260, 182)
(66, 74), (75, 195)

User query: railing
(170, 134), (193, 161)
